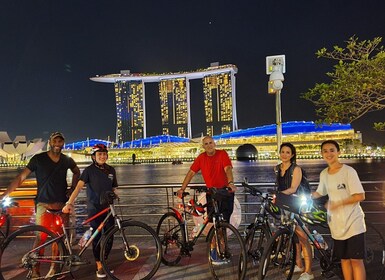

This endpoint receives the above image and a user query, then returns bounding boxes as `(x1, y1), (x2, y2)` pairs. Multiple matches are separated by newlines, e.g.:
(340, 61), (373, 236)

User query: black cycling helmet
(91, 143), (108, 155)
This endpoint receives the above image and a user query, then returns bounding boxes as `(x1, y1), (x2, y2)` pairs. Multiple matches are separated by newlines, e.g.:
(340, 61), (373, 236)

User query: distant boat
(172, 160), (183, 165)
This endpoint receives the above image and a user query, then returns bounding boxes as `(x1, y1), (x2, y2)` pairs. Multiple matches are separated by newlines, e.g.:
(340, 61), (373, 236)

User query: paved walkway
(57, 242), (338, 280)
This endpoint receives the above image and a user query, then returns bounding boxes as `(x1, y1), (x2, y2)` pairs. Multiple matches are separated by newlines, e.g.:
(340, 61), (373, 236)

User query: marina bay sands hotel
(90, 64), (238, 143)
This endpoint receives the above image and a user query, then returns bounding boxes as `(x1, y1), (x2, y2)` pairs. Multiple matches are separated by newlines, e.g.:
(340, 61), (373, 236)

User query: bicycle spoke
(245, 225), (270, 279)
(208, 222), (247, 280)
(101, 220), (161, 280)
(0, 225), (65, 280)
(156, 212), (184, 266)
(258, 228), (295, 280)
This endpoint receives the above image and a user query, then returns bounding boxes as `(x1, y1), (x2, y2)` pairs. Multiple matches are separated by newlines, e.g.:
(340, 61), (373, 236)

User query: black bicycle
(0, 191), (162, 280)
(156, 186), (247, 280)
(242, 182), (281, 278)
(258, 193), (385, 280)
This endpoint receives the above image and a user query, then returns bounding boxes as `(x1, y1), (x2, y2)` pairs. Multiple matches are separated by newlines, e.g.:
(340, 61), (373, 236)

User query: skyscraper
(114, 80), (146, 144)
(90, 64), (238, 143)
(203, 72), (235, 136)
(159, 79), (188, 137)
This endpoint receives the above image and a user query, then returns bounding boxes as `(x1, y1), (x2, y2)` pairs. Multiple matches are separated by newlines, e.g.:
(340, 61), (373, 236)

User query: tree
(302, 36), (385, 131)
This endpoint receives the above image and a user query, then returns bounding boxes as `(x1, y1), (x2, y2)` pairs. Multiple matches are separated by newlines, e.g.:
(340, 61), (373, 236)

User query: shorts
(333, 232), (366, 259)
(206, 191), (235, 222)
(35, 202), (69, 234)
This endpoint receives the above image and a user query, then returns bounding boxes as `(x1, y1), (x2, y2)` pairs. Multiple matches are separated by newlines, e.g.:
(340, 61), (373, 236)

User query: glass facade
(159, 79), (188, 138)
(203, 73), (233, 136)
(115, 81), (144, 143)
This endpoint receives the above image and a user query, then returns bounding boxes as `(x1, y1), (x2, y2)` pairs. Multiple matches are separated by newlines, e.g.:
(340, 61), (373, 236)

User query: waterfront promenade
(43, 242), (338, 280)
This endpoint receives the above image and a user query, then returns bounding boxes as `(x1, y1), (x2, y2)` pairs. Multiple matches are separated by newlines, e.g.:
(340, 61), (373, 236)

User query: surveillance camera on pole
(266, 54), (285, 156)
(266, 55), (285, 94)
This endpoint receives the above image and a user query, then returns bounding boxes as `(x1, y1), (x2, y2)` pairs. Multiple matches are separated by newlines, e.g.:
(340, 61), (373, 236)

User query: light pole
(266, 55), (285, 156)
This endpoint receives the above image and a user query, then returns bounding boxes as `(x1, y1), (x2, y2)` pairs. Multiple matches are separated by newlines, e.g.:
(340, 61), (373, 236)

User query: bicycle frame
(170, 192), (222, 245)
(28, 202), (129, 267)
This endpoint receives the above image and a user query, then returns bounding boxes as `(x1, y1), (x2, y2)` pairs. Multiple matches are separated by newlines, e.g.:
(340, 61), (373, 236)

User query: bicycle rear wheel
(0, 225), (66, 280)
(101, 220), (162, 280)
(258, 228), (296, 280)
(156, 212), (185, 266)
(244, 224), (270, 279)
(207, 221), (247, 280)
(365, 222), (385, 280)
(0, 230), (5, 245)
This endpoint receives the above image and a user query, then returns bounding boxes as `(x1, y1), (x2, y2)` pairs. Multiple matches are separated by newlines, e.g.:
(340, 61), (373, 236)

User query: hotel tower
(90, 64), (238, 144)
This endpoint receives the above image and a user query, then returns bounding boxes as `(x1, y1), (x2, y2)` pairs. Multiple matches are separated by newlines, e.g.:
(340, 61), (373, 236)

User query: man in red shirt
(177, 136), (236, 264)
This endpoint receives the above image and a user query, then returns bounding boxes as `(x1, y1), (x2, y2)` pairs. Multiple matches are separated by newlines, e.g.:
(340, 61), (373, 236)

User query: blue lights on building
(64, 121), (352, 150)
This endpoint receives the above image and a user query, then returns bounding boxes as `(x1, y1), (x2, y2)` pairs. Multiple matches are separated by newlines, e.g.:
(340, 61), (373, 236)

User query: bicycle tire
(207, 221), (247, 280)
(0, 230), (5, 246)
(156, 212), (185, 266)
(0, 225), (66, 280)
(365, 222), (385, 280)
(258, 227), (296, 280)
(244, 224), (271, 279)
(101, 220), (162, 280)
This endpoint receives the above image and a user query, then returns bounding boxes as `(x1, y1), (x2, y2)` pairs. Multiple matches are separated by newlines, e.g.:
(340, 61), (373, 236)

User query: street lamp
(266, 55), (285, 156)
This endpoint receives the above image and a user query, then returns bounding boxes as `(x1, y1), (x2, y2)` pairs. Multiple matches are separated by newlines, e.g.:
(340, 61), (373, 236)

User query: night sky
(1, 1), (385, 145)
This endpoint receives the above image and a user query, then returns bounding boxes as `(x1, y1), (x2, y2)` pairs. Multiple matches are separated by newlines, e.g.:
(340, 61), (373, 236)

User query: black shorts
(333, 232), (366, 259)
(206, 191), (235, 222)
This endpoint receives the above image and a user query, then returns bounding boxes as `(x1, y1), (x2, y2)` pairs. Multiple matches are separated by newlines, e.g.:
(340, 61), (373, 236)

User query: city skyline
(92, 64), (238, 143)
(1, 1), (385, 145)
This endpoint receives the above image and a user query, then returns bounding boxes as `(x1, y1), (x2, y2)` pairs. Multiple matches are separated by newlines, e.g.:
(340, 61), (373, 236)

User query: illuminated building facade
(115, 81), (146, 143)
(159, 79), (188, 137)
(90, 64), (238, 143)
(203, 73), (235, 136)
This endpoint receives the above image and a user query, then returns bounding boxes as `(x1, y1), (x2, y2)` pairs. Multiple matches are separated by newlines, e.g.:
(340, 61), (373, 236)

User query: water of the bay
(1, 158), (384, 187)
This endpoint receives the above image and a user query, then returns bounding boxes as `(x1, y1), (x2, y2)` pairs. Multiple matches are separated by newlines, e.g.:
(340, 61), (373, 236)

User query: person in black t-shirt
(63, 143), (118, 279)
(1, 131), (80, 278)
(275, 142), (314, 280)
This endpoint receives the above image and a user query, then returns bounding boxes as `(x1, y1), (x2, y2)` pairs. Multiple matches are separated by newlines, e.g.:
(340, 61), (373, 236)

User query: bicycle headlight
(2, 196), (11, 207)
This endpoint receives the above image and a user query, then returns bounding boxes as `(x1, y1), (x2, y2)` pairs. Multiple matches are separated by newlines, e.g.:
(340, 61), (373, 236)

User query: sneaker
(96, 268), (107, 278)
(285, 265), (304, 275)
(298, 272), (315, 280)
(210, 249), (228, 265)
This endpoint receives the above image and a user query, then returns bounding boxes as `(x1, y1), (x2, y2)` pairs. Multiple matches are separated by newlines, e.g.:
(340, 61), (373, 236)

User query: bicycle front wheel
(156, 212), (185, 266)
(258, 228), (296, 280)
(244, 224), (271, 279)
(101, 220), (162, 280)
(365, 222), (385, 280)
(207, 221), (247, 280)
(0, 225), (66, 280)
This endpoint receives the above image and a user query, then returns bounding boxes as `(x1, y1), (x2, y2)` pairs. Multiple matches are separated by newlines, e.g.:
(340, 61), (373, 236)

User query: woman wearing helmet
(275, 142), (314, 280)
(63, 143), (118, 278)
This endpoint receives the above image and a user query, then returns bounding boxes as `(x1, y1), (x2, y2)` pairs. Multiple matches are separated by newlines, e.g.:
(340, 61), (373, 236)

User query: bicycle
(156, 186), (247, 280)
(242, 182), (280, 279)
(258, 193), (385, 280)
(0, 196), (19, 243)
(0, 191), (162, 280)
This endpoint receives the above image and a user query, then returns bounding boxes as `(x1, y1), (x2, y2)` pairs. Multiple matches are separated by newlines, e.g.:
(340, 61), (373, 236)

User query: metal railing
(2, 181), (384, 236)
